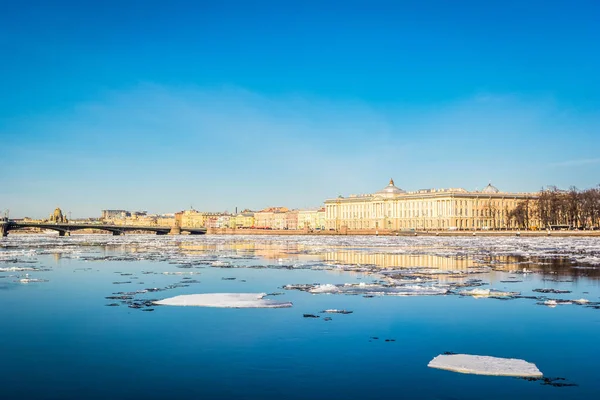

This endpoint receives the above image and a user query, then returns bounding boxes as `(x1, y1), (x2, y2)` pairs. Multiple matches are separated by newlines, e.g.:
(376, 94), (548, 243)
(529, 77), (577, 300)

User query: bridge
(0, 220), (206, 237)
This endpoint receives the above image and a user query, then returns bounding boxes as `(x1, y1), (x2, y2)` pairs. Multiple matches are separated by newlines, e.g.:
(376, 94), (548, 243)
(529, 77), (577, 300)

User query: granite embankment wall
(206, 228), (600, 237)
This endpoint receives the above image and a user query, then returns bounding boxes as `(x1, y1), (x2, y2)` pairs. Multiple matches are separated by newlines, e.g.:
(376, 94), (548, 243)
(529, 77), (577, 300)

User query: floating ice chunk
(460, 288), (490, 296)
(289, 283), (447, 296)
(572, 298), (590, 304)
(428, 354), (543, 377)
(459, 288), (517, 298)
(321, 309), (353, 314)
(211, 261), (231, 267)
(0, 267), (39, 272)
(18, 278), (49, 283)
(162, 271), (198, 275)
(153, 293), (292, 308)
(533, 288), (571, 294)
(543, 300), (557, 307)
(542, 299), (572, 306)
(309, 284), (340, 294)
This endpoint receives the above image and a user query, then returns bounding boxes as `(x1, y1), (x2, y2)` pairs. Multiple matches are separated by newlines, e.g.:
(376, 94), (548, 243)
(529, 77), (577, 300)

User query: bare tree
(483, 200), (499, 229)
(509, 200), (530, 230)
(566, 187), (580, 228)
(581, 187), (600, 229)
(535, 185), (600, 230)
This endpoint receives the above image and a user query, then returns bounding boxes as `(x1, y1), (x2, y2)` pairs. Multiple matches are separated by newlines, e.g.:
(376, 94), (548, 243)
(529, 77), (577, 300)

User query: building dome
(50, 207), (66, 223)
(482, 183), (500, 194)
(375, 178), (406, 197)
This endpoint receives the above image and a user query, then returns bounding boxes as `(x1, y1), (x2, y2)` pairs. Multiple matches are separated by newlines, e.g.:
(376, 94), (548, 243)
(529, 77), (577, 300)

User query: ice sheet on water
(153, 293), (293, 308)
(18, 278), (49, 283)
(428, 354), (543, 377)
(4, 234), (600, 312)
(286, 283), (448, 296)
(0, 266), (40, 272)
(309, 284), (339, 293)
(541, 299), (573, 307)
(6, 233), (600, 266)
(161, 271), (200, 275)
(321, 309), (353, 314)
(459, 288), (519, 298)
(572, 298), (590, 304)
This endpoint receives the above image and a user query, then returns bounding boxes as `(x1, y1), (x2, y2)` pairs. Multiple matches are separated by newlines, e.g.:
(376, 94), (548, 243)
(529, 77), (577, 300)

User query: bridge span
(0, 221), (206, 237)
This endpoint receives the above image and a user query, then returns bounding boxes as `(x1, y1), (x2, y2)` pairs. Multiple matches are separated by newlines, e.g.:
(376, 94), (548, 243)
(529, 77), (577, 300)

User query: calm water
(1, 234), (599, 400)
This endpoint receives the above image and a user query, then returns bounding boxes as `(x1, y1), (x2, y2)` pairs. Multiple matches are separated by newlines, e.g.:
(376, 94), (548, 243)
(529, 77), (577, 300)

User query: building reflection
(178, 241), (311, 261)
(490, 256), (600, 279)
(323, 251), (474, 270)
(109, 240), (600, 280)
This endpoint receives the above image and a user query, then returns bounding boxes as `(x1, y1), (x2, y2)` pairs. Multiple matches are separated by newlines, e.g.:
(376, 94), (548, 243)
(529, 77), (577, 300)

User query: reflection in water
(46, 238), (600, 280)
(179, 241), (311, 261)
(323, 251), (474, 271)
(174, 240), (600, 279)
(492, 256), (600, 280)
(173, 240), (600, 280)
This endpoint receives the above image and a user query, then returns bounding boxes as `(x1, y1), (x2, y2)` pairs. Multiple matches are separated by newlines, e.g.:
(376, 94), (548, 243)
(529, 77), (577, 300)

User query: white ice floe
(153, 293), (293, 308)
(542, 299), (572, 307)
(459, 288), (517, 298)
(303, 283), (447, 296)
(0, 267), (39, 272)
(572, 298), (590, 304)
(18, 278), (49, 283)
(161, 271), (199, 275)
(309, 284), (340, 294)
(460, 288), (491, 297)
(210, 261), (231, 267)
(428, 354), (543, 377)
(544, 300), (557, 307)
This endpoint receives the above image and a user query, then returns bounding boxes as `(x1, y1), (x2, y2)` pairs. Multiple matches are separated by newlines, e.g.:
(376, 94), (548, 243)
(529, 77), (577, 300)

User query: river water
(1, 234), (599, 399)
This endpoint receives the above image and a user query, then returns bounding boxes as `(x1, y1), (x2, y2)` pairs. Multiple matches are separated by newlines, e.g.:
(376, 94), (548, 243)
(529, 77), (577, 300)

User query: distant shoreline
(206, 228), (600, 237)
(5, 228), (600, 237)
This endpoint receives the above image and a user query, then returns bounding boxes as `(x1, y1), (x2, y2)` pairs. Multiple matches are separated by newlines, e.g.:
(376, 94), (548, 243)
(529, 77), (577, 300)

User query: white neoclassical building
(324, 179), (538, 231)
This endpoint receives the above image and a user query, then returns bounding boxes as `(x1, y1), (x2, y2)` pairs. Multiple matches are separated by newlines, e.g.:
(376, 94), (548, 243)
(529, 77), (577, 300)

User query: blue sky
(1, 0), (599, 218)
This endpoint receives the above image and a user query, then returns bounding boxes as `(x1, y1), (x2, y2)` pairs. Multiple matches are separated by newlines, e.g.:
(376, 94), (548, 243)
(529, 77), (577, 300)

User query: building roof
(482, 183), (500, 194)
(375, 178), (406, 197)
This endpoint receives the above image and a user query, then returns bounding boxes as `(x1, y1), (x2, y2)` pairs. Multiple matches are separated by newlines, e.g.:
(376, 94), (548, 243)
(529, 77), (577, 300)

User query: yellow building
(106, 213), (175, 227)
(179, 210), (206, 228)
(254, 207), (288, 229)
(317, 207), (326, 230)
(297, 208), (326, 230)
(325, 179), (538, 231)
(233, 212), (255, 228)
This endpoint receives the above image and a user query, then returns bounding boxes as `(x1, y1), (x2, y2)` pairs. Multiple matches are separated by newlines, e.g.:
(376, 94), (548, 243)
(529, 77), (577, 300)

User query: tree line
(509, 186), (600, 230)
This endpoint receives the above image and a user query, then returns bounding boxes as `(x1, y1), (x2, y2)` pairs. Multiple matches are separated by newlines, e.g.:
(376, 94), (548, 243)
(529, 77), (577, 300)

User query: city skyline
(3, 178), (576, 220)
(2, 1), (599, 218)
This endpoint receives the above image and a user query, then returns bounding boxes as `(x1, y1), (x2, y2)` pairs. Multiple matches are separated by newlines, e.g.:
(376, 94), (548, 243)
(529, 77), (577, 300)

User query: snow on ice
(154, 293), (293, 308)
(428, 354), (543, 377)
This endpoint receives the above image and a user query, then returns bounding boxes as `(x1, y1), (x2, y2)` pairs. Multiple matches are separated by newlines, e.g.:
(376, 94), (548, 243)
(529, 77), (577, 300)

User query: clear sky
(1, 0), (599, 218)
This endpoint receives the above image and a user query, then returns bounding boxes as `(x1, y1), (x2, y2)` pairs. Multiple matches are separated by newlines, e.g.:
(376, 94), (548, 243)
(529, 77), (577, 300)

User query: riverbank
(5, 228), (600, 237)
(206, 228), (600, 237)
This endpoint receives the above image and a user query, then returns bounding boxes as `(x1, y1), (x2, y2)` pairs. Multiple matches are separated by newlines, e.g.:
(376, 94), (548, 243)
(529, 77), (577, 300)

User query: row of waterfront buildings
(100, 207), (327, 230)
(97, 179), (539, 231)
(325, 179), (537, 231)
